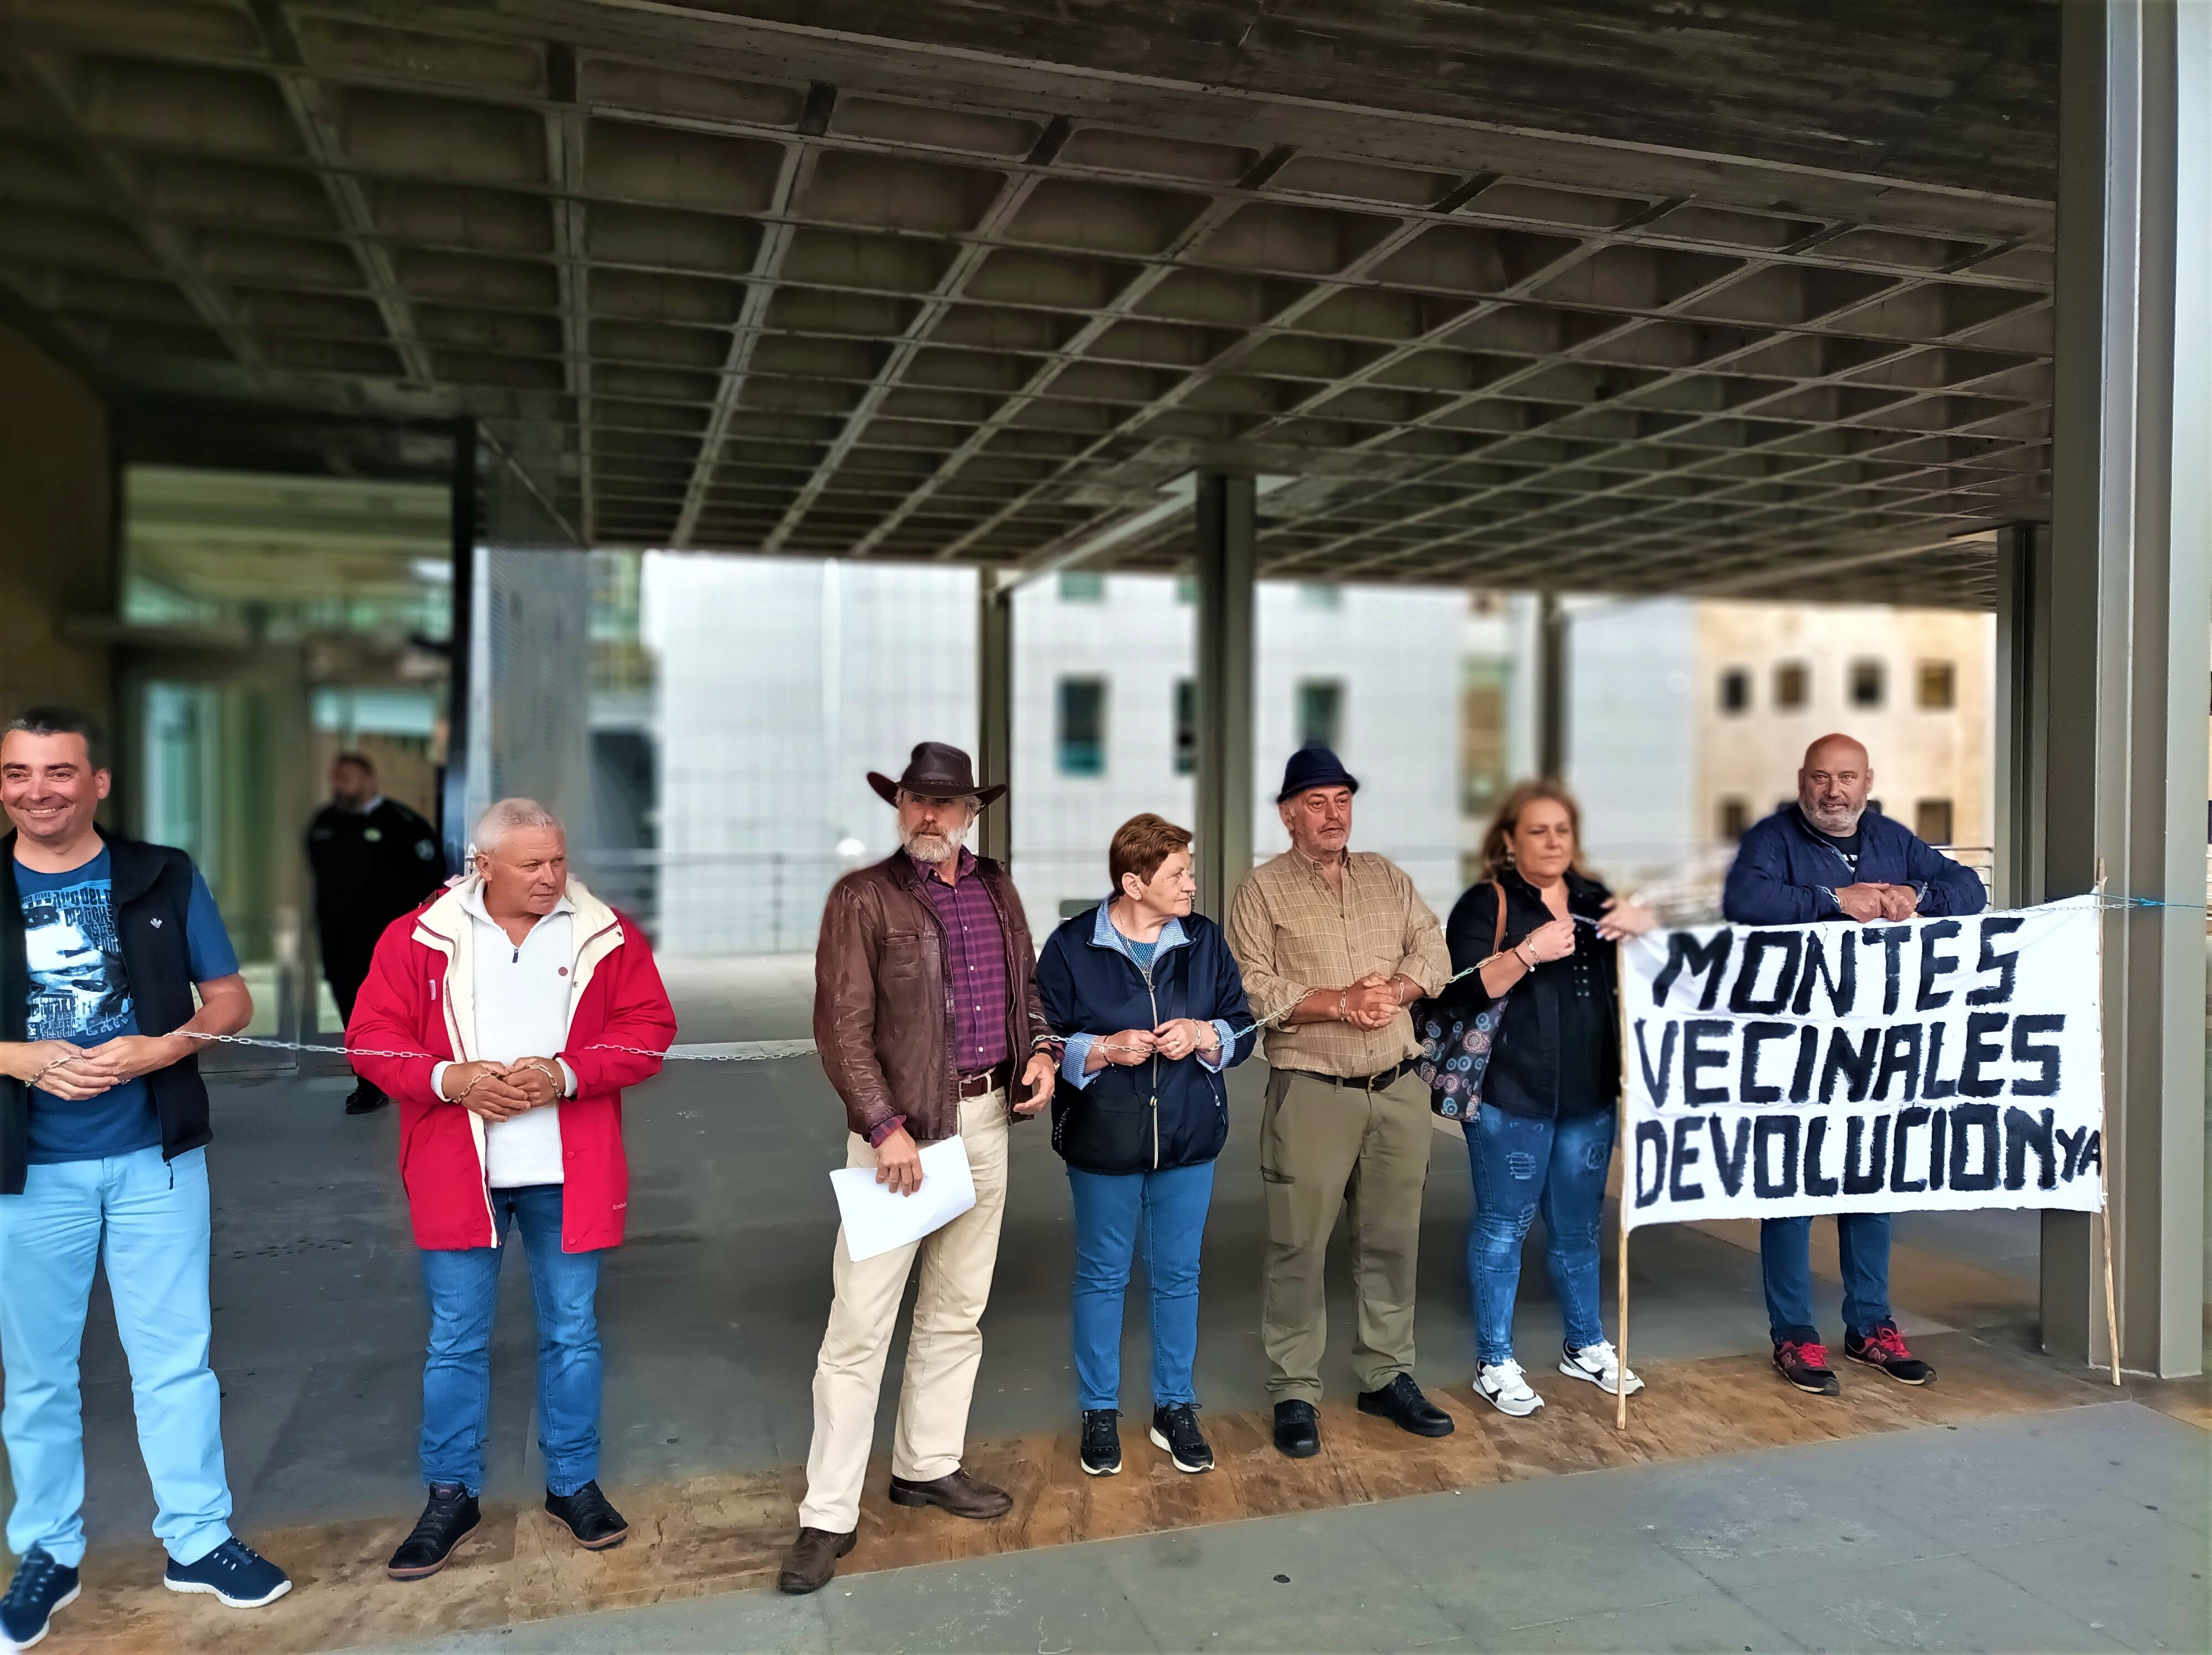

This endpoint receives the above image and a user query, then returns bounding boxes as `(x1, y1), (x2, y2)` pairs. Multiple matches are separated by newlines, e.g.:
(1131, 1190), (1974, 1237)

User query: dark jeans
(1463, 1107), (1614, 1368)
(1760, 1213), (1893, 1345)
(417, 1184), (604, 1497)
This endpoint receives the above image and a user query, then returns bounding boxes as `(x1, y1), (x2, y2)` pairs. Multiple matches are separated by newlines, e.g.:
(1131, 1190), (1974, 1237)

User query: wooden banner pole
(2093, 863), (2121, 1386)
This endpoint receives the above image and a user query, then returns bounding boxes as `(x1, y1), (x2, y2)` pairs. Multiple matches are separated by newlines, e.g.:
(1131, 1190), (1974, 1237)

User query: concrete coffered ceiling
(0, 1), (2059, 605)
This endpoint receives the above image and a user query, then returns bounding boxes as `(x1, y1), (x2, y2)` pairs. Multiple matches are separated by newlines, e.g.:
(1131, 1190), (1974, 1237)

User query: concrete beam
(1193, 471), (1255, 920)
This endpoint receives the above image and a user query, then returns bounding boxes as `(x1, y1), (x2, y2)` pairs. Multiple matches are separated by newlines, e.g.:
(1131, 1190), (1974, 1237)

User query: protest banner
(1608, 900), (2110, 1425)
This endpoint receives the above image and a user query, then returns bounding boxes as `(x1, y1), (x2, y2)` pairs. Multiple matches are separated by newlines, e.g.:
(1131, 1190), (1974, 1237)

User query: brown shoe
(777, 1527), (855, 1595)
(886, 1467), (1012, 1519)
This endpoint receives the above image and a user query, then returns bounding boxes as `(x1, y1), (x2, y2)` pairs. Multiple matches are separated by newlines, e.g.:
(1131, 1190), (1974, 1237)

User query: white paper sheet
(829, 1134), (977, 1262)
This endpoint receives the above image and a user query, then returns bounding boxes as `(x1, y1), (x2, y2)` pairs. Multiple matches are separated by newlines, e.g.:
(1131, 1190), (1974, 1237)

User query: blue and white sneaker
(1, 1548), (80, 1651)
(163, 1538), (291, 1609)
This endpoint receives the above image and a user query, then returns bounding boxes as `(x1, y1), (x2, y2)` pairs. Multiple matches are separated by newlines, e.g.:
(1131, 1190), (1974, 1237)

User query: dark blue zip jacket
(1721, 804), (1987, 926)
(1035, 901), (1255, 1174)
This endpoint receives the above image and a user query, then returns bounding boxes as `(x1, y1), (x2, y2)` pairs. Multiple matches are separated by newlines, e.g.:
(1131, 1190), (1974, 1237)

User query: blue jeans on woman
(417, 1183), (604, 1497)
(1464, 1108), (1614, 1368)
(1066, 1162), (1214, 1411)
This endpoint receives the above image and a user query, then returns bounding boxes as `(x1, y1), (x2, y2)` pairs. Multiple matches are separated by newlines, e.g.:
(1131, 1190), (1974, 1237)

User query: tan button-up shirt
(1227, 848), (1449, 1076)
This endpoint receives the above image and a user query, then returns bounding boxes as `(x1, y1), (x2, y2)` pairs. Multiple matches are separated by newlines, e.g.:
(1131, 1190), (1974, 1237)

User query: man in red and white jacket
(347, 798), (675, 1583)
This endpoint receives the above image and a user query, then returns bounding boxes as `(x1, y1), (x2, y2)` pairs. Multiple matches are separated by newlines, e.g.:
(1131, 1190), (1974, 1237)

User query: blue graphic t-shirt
(17, 847), (239, 1163)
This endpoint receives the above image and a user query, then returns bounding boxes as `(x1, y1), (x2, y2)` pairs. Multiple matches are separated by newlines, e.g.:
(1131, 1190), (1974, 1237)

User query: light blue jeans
(1464, 1109), (1615, 1368)
(0, 1146), (233, 1567)
(1066, 1162), (1215, 1413)
(417, 1184), (604, 1497)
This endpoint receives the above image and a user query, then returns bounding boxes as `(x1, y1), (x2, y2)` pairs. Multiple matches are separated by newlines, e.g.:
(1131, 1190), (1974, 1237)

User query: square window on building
(1173, 678), (1197, 776)
(1058, 571), (1105, 603)
(1849, 658), (1886, 708)
(1718, 667), (1750, 714)
(1057, 676), (1106, 776)
(1917, 659), (1957, 710)
(1914, 798), (1954, 844)
(1773, 660), (1809, 711)
(1299, 582), (1342, 610)
(1296, 679), (1343, 751)
(1718, 797), (1750, 841)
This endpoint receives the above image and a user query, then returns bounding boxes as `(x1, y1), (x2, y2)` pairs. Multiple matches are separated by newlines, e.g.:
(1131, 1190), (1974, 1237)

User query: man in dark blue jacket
(1721, 733), (1986, 1397)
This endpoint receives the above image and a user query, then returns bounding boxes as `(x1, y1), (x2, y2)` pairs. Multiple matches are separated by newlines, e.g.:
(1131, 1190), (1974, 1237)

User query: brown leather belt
(1281, 1059), (1415, 1092)
(956, 1060), (1013, 1098)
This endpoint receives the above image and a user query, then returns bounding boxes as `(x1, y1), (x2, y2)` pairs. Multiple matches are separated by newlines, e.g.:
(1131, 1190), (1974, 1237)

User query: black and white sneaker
(1, 1548), (79, 1651)
(1079, 1409), (1121, 1476)
(1149, 1403), (1214, 1474)
(163, 1538), (291, 1609)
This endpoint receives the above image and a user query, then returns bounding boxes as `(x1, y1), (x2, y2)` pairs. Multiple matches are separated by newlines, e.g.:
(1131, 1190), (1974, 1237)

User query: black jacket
(1035, 902), (1256, 1173)
(2, 830), (215, 1195)
(1436, 868), (1620, 1120)
(306, 797), (444, 962)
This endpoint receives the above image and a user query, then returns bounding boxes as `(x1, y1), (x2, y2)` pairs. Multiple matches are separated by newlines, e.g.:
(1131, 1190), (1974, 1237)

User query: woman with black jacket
(1035, 814), (1255, 1480)
(1434, 780), (1656, 1419)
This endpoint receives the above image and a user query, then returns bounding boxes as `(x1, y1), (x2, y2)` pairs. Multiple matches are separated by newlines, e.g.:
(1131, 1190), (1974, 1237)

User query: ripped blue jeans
(1464, 1107), (1615, 1368)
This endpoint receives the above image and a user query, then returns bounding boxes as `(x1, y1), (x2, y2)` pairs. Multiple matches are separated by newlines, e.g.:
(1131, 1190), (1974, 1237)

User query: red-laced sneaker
(1773, 1339), (1840, 1395)
(1844, 1323), (1935, 1385)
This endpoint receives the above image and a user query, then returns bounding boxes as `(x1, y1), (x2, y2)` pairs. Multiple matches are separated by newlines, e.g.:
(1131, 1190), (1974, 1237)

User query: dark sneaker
(386, 1482), (481, 1580)
(163, 1538), (291, 1609)
(1149, 1403), (1214, 1474)
(343, 1079), (389, 1115)
(1, 1548), (79, 1651)
(1271, 1398), (1320, 1458)
(545, 1481), (628, 1550)
(1845, 1322), (1936, 1385)
(1079, 1409), (1121, 1477)
(1355, 1372), (1455, 1438)
(1773, 1339), (1841, 1396)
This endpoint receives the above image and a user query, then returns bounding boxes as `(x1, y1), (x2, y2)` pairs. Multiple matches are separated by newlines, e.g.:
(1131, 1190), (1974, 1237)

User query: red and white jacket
(348, 877), (676, 1252)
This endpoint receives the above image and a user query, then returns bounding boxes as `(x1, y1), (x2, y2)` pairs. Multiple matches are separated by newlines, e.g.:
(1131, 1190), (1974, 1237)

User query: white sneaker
(1473, 1359), (1545, 1417)
(1558, 1339), (1644, 1397)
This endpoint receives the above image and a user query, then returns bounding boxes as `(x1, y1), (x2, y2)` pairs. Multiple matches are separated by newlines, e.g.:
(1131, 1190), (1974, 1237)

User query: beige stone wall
(0, 326), (112, 730)
(1694, 601), (1994, 851)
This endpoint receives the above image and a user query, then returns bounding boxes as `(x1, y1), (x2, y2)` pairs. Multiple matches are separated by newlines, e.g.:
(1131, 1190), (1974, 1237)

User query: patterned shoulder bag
(1413, 878), (1511, 1121)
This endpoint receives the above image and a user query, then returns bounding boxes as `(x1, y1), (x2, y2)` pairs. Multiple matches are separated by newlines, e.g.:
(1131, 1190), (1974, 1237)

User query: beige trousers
(796, 1090), (1011, 1533)
(1259, 1067), (1433, 1402)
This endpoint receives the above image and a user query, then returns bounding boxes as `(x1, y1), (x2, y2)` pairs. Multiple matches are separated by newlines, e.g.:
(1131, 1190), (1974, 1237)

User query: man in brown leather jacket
(779, 742), (1056, 1596)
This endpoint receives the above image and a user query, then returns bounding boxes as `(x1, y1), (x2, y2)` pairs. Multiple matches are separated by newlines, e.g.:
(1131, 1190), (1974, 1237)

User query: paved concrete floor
(362, 1401), (2209, 1654)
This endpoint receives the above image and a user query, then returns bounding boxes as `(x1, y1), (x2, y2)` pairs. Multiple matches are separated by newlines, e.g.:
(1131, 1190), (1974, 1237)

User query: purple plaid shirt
(915, 848), (1010, 1074)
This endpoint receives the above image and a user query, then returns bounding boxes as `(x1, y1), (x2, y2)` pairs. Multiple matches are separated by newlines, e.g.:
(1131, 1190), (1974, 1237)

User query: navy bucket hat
(1277, 745), (1359, 803)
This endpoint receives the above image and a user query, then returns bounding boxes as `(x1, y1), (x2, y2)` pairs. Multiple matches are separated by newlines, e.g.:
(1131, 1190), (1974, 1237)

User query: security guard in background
(306, 751), (444, 1114)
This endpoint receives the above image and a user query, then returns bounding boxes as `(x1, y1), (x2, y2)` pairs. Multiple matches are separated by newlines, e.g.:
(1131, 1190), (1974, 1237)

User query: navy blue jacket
(1721, 805), (1987, 926)
(1035, 903), (1256, 1174)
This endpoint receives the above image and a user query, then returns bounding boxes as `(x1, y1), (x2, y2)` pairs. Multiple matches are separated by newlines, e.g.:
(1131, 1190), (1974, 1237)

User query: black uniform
(306, 798), (444, 1019)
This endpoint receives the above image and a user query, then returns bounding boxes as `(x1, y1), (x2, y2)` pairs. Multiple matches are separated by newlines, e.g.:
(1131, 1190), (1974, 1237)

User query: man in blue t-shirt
(0, 707), (293, 1647)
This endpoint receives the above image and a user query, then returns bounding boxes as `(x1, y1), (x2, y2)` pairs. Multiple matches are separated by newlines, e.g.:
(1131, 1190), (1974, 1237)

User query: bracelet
(1337, 988), (1349, 1021)
(1519, 942), (1538, 969)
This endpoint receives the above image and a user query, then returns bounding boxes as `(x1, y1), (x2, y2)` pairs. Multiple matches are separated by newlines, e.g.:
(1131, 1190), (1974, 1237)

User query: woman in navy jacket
(1035, 814), (1254, 1481)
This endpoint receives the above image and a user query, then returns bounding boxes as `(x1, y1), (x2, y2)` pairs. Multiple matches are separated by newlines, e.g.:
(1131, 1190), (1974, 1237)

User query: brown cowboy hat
(867, 741), (1006, 808)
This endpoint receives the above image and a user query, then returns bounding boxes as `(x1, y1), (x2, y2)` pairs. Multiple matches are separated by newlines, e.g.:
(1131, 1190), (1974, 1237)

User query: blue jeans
(0, 1146), (232, 1567)
(418, 1184), (603, 1496)
(1464, 1109), (1614, 1368)
(1066, 1162), (1214, 1412)
(1761, 1213), (1893, 1345)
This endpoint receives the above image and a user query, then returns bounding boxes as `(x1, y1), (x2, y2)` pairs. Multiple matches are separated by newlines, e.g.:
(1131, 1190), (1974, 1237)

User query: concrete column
(1992, 523), (2050, 910)
(2041, 0), (2208, 1376)
(1536, 591), (1568, 781)
(438, 417), (477, 875)
(976, 569), (1013, 865)
(1194, 472), (1255, 920)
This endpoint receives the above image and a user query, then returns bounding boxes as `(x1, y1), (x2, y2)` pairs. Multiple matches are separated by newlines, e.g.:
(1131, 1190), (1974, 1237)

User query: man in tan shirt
(1226, 746), (1454, 1459)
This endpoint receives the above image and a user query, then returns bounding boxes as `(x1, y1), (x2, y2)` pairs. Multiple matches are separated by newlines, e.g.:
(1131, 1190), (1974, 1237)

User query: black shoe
(545, 1481), (629, 1550)
(1150, 1403), (1214, 1474)
(343, 1078), (390, 1115)
(1356, 1372), (1455, 1438)
(1773, 1339), (1842, 1396)
(1, 1547), (79, 1649)
(778, 1527), (854, 1595)
(387, 1484), (481, 1580)
(1079, 1409), (1121, 1476)
(1272, 1399), (1320, 1459)
(1844, 1322), (1936, 1385)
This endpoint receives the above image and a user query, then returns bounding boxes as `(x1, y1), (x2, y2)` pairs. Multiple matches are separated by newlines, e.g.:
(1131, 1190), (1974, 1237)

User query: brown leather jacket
(813, 852), (1052, 1144)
